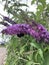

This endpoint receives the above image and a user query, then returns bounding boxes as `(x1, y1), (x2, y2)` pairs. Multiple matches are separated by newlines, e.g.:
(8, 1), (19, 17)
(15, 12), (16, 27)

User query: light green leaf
(30, 42), (41, 49)
(26, 61), (33, 65)
(37, 4), (43, 12)
(38, 49), (44, 60)
(31, 0), (36, 5)
(43, 51), (49, 65)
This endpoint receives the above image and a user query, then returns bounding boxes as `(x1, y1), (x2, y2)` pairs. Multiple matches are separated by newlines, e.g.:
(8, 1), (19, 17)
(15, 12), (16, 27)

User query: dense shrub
(1, 0), (49, 65)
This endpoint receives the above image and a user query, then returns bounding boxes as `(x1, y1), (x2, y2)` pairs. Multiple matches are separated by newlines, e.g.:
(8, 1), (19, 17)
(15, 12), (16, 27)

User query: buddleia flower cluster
(1, 22), (49, 43)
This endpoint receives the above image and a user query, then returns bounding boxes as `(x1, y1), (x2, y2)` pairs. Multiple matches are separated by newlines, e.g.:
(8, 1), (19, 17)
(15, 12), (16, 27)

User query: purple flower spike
(1, 24), (40, 39)
(4, 16), (16, 24)
(1, 22), (49, 44)
(1, 24), (32, 35)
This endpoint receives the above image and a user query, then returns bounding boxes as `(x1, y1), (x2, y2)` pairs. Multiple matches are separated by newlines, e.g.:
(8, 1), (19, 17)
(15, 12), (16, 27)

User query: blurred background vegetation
(0, 0), (49, 65)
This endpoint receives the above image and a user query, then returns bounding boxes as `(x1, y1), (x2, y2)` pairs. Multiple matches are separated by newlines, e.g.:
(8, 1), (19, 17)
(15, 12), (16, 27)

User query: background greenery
(1, 0), (49, 65)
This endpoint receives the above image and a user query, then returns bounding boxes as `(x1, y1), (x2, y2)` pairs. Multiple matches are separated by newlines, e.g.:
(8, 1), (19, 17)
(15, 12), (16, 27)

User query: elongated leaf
(31, 0), (36, 5)
(38, 49), (44, 60)
(43, 51), (49, 65)
(14, 3), (28, 7)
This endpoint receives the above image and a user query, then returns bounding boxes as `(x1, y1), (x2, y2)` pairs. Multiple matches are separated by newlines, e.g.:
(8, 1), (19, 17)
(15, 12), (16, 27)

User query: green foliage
(5, 35), (43, 65)
(1, 0), (49, 65)
(2, 0), (29, 23)
(5, 35), (49, 65)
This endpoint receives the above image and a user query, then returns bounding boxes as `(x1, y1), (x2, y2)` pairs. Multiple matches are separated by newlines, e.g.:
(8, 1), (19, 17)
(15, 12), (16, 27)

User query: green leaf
(38, 0), (46, 7)
(37, 4), (43, 12)
(30, 41), (41, 49)
(30, 40), (44, 60)
(20, 45), (26, 54)
(31, 0), (36, 5)
(14, 3), (28, 7)
(26, 61), (33, 65)
(43, 51), (49, 65)
(38, 49), (44, 60)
